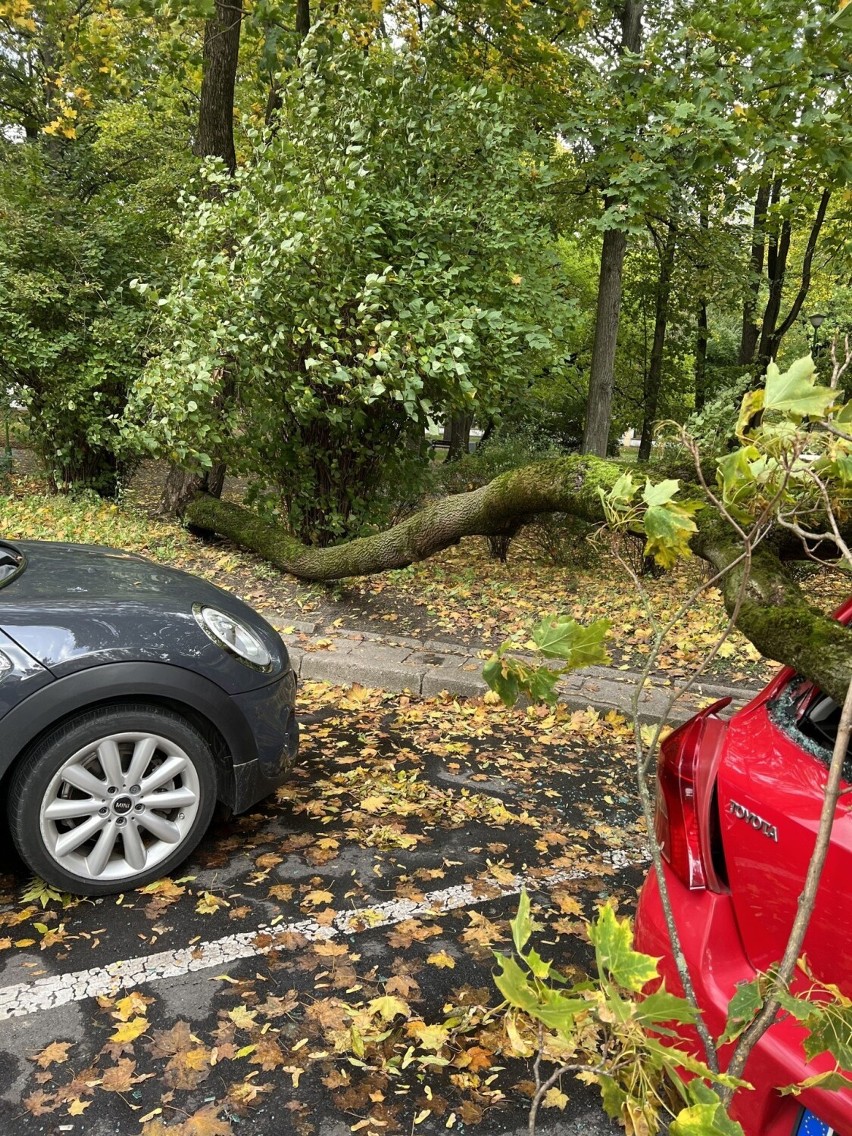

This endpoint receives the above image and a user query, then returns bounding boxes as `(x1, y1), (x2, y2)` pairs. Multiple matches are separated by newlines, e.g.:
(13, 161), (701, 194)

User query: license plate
(795, 1109), (835, 1136)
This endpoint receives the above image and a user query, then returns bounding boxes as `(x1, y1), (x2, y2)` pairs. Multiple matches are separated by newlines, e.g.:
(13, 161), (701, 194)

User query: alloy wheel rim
(39, 731), (201, 883)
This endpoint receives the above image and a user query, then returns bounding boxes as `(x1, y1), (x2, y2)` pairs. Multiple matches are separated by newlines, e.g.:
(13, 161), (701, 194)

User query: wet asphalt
(0, 689), (645, 1136)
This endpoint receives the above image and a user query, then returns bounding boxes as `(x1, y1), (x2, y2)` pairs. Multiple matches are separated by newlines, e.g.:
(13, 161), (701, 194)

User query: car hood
(0, 540), (288, 691)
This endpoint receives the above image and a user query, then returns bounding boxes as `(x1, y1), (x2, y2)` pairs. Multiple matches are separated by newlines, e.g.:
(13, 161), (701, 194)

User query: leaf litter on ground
(2, 680), (648, 1135)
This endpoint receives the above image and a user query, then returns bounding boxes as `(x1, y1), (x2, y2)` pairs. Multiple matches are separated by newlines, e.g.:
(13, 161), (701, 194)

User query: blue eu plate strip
(796, 1108), (834, 1136)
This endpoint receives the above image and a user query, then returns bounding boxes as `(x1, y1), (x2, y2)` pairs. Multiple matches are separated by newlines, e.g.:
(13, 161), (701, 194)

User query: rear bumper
(634, 866), (852, 1136)
(227, 668), (299, 812)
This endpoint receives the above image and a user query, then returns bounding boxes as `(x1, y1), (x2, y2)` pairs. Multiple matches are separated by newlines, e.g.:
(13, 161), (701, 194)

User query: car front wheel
(8, 704), (218, 896)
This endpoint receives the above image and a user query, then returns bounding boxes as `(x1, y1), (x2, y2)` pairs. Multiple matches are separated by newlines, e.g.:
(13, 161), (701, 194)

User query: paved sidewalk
(270, 619), (760, 724)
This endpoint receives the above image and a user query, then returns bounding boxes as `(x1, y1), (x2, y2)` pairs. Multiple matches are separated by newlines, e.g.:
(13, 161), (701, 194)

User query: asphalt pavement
(0, 683), (649, 1136)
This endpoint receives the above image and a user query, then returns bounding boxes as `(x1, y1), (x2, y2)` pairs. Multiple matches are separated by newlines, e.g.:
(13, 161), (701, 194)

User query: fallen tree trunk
(183, 454), (852, 704)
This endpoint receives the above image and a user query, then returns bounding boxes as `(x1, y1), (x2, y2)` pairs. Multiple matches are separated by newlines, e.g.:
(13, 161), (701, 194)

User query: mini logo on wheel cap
(113, 797), (133, 815)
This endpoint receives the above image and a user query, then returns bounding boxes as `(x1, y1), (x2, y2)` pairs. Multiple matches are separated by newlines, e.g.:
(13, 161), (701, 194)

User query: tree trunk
(182, 455), (852, 705)
(163, 0), (243, 516)
(445, 411), (473, 463)
(581, 0), (643, 457)
(265, 0), (310, 124)
(739, 178), (771, 366)
(695, 302), (708, 411)
(638, 221), (677, 462)
(583, 225), (628, 456)
(758, 189), (831, 366)
(194, 0), (243, 174)
(161, 463), (226, 517)
(693, 207), (709, 412)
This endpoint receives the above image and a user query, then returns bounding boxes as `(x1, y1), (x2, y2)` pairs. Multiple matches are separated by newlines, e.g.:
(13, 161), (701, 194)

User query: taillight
(656, 698), (731, 890)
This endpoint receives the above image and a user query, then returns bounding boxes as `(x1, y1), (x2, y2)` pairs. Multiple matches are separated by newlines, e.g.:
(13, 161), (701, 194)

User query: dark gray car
(0, 539), (298, 896)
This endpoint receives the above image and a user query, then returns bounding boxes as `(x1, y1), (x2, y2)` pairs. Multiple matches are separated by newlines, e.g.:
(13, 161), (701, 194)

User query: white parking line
(0, 868), (599, 1021)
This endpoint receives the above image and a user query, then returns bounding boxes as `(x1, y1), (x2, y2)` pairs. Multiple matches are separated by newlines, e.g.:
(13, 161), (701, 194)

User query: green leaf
(510, 888), (532, 954)
(482, 653), (520, 707)
(719, 978), (763, 1044)
(635, 988), (698, 1031)
(763, 356), (837, 420)
(530, 616), (611, 666)
(670, 1082), (745, 1135)
(779, 1069), (852, 1094)
(643, 500), (701, 569)
(801, 1001), (852, 1068)
(587, 905), (658, 992)
(736, 387), (764, 438)
(600, 472), (636, 510)
(641, 478), (681, 507)
(493, 953), (587, 1034)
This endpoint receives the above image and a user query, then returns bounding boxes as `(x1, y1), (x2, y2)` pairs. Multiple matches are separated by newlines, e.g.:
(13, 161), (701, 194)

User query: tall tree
(580, 0), (643, 457)
(161, 0), (245, 514)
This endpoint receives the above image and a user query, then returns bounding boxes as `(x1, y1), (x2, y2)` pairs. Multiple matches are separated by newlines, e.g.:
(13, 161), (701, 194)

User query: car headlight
(193, 605), (273, 670)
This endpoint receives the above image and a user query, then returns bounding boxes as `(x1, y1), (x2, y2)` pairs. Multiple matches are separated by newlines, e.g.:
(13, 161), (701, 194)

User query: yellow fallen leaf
(426, 950), (455, 969)
(110, 1016), (149, 1044)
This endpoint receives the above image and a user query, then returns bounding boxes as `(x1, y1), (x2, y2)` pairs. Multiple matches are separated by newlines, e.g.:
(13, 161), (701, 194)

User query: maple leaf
(67, 1097), (91, 1115)
(302, 888), (334, 907)
(113, 991), (155, 1021)
(426, 950), (455, 969)
(267, 883), (294, 901)
(23, 1089), (56, 1116)
(407, 1020), (450, 1052)
(367, 994), (410, 1022)
(385, 974), (421, 1000)
(461, 912), (506, 949)
(147, 1020), (195, 1058)
(140, 878), (186, 899)
(255, 991), (299, 1017)
(110, 1015), (149, 1044)
(313, 941), (348, 958)
(196, 891), (229, 915)
(165, 1046), (212, 1091)
(542, 1086), (569, 1109)
(228, 1004), (259, 1030)
(249, 1037), (286, 1071)
(101, 1057), (146, 1092)
(31, 1040), (72, 1068)
(182, 1104), (233, 1136)
(227, 1079), (273, 1113)
(456, 1045), (494, 1072)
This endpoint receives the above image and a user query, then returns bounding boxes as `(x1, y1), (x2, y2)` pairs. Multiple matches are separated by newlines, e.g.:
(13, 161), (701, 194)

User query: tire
(8, 703), (218, 897)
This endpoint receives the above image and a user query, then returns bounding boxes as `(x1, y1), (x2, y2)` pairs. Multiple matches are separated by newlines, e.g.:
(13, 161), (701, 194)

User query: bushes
(127, 31), (573, 545)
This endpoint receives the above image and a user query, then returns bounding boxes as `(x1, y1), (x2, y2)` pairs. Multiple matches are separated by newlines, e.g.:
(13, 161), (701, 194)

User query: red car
(634, 601), (852, 1136)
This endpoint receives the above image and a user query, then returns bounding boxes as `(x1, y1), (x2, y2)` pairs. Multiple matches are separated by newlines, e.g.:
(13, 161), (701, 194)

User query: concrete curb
(269, 621), (761, 724)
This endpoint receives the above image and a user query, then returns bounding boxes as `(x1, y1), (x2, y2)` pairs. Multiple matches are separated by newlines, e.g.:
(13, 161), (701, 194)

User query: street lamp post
(809, 312), (827, 355)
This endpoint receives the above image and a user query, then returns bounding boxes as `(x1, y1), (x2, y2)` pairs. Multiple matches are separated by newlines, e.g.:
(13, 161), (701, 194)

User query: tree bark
(694, 302), (708, 411)
(581, 0), (643, 457)
(638, 220), (677, 462)
(194, 0), (243, 174)
(181, 456), (852, 705)
(444, 411), (474, 463)
(693, 207), (709, 411)
(758, 189), (831, 366)
(583, 225), (628, 456)
(739, 177), (771, 366)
